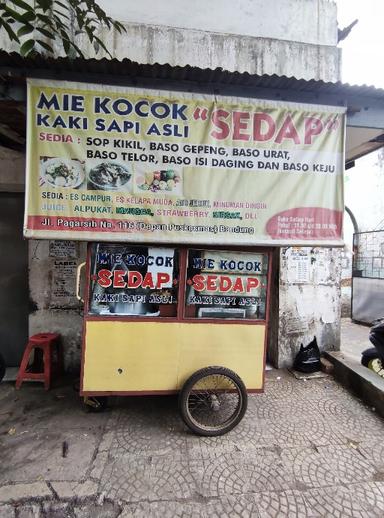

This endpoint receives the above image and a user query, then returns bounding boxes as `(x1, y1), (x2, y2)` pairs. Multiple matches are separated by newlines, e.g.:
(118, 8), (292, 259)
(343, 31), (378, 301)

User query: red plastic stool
(16, 333), (63, 390)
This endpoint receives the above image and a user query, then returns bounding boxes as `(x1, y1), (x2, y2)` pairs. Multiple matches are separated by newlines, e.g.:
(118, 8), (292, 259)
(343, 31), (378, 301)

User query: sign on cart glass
(24, 79), (346, 246)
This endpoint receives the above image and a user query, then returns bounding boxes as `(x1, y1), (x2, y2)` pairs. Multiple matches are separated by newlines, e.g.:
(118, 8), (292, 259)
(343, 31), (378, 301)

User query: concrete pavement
(1, 366), (384, 517)
(340, 317), (370, 363)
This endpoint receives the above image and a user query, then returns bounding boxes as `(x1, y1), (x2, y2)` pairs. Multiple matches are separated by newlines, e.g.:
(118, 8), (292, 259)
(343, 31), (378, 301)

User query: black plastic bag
(293, 336), (321, 373)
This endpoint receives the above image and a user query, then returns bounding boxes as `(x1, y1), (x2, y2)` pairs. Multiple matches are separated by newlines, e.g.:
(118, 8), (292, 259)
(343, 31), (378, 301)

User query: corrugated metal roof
(1, 50), (384, 100)
(1, 50), (383, 158)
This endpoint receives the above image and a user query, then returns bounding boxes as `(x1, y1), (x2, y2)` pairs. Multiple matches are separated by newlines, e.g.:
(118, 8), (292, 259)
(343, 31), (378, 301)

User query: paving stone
(190, 451), (295, 497)
(42, 501), (73, 518)
(0, 430), (99, 484)
(358, 441), (384, 473)
(282, 445), (377, 489)
(97, 432), (115, 452)
(0, 504), (15, 517)
(74, 481), (99, 498)
(100, 455), (197, 503)
(303, 485), (375, 517)
(119, 498), (259, 518)
(186, 422), (275, 458)
(247, 393), (319, 420)
(16, 504), (42, 518)
(89, 451), (109, 479)
(112, 410), (187, 459)
(262, 379), (300, 399)
(265, 417), (348, 448)
(331, 411), (384, 443)
(253, 490), (310, 518)
(73, 501), (121, 518)
(104, 408), (121, 431)
(349, 481), (384, 516)
(117, 502), (199, 518)
(313, 391), (368, 416)
(50, 480), (98, 499)
(202, 496), (261, 518)
(0, 482), (51, 503)
(1, 371), (384, 516)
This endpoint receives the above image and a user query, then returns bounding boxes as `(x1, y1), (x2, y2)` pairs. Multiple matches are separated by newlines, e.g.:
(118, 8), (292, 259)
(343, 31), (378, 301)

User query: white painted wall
(77, 23), (340, 81)
(0, 1), (341, 81)
(277, 247), (342, 366)
(98, 0), (337, 46)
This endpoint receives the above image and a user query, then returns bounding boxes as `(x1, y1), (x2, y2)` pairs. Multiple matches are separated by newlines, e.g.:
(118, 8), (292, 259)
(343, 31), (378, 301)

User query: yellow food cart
(79, 243), (272, 435)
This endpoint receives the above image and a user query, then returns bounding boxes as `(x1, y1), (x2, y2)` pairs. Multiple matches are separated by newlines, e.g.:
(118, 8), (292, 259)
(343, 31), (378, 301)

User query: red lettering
(192, 274), (205, 292)
(97, 269), (112, 288)
(246, 277), (259, 292)
(156, 272), (170, 288)
(38, 132), (73, 143)
(275, 114), (300, 144)
(233, 111), (250, 141)
(113, 270), (126, 288)
(210, 109), (230, 140)
(219, 276), (232, 292)
(142, 272), (155, 289)
(232, 277), (245, 292)
(304, 117), (323, 144)
(127, 271), (142, 288)
(253, 113), (275, 142)
(206, 275), (217, 292)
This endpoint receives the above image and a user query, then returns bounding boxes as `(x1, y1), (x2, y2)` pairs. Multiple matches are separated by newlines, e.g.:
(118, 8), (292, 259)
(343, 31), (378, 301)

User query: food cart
(24, 78), (345, 436)
(78, 243), (272, 435)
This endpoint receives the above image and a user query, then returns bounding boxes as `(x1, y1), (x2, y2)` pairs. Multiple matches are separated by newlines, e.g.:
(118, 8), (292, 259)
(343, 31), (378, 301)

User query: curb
(324, 351), (384, 419)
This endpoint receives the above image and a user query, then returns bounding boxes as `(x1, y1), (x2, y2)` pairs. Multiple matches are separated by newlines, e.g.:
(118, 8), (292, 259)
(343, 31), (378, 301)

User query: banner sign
(25, 79), (346, 245)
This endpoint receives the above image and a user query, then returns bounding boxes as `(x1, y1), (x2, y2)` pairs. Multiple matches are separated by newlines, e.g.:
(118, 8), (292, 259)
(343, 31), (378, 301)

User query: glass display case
(87, 243), (269, 323)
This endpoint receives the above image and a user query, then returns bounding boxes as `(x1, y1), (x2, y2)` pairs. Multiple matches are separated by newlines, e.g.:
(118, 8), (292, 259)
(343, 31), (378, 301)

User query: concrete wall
(28, 240), (87, 372)
(98, 0), (338, 46)
(0, 146), (25, 192)
(0, 1), (341, 82)
(78, 24), (340, 82)
(275, 247), (341, 367)
(79, 0), (340, 81)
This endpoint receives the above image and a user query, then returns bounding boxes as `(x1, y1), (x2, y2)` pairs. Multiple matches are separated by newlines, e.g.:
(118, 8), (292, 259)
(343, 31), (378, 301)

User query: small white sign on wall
(287, 248), (311, 284)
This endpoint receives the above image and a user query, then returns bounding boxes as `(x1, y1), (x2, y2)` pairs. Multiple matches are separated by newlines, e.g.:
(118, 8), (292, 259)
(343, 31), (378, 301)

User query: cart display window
(88, 243), (179, 317)
(184, 249), (268, 320)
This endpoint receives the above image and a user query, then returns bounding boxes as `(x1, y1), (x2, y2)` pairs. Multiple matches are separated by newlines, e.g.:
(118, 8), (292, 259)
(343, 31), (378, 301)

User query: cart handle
(76, 261), (86, 303)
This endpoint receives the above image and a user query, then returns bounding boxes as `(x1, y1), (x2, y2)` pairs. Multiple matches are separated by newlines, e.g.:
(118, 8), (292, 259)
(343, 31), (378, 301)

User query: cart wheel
(179, 366), (247, 436)
(83, 396), (108, 413)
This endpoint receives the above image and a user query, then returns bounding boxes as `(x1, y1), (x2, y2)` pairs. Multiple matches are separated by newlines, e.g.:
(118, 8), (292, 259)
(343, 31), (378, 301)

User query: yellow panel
(82, 321), (265, 392)
(177, 323), (265, 389)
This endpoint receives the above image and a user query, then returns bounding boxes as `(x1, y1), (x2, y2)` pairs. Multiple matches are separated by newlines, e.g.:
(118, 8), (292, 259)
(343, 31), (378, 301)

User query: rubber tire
(179, 366), (248, 437)
(0, 353), (5, 383)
